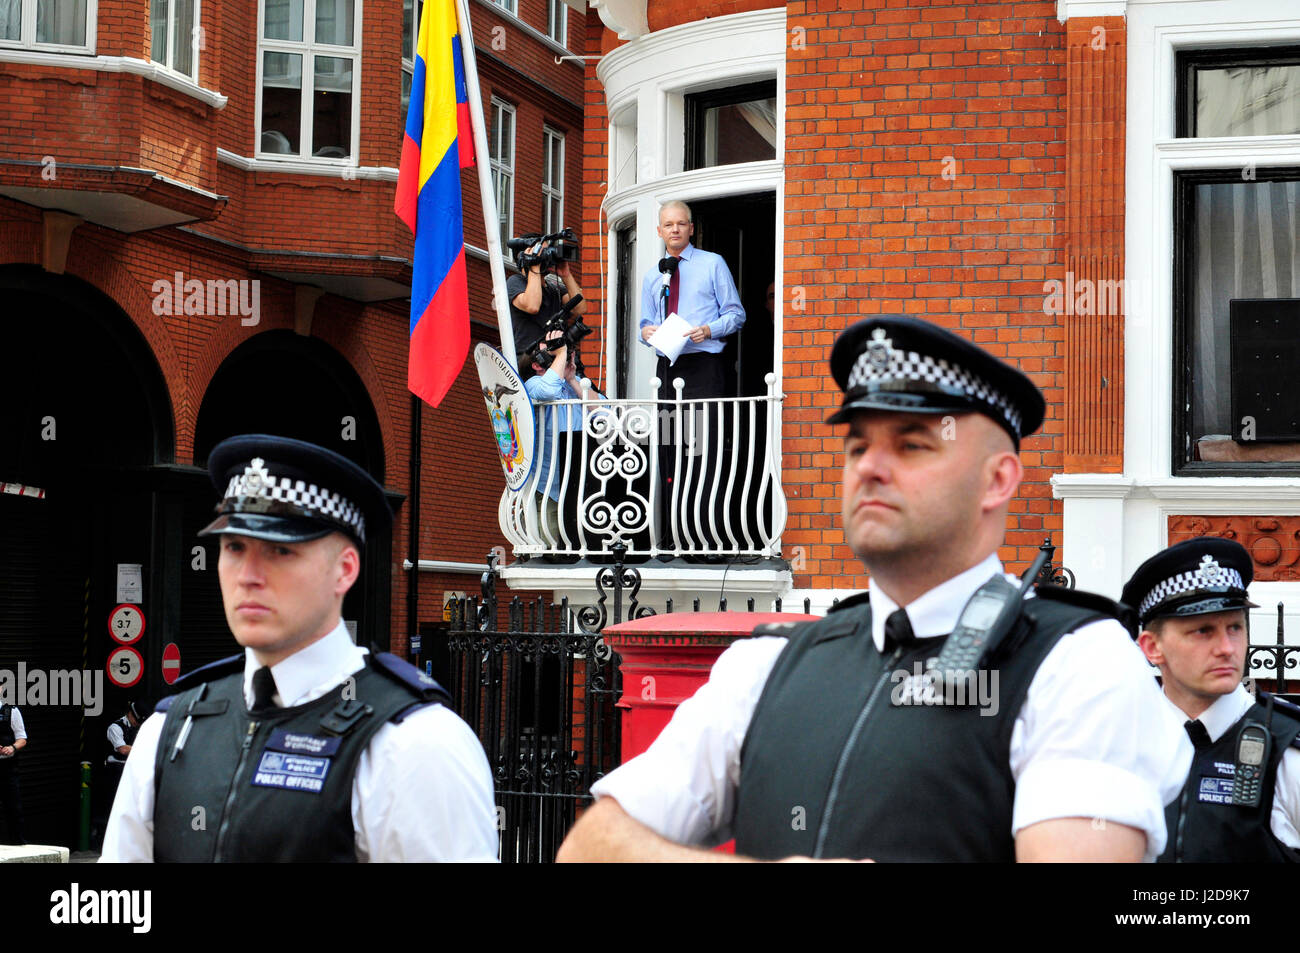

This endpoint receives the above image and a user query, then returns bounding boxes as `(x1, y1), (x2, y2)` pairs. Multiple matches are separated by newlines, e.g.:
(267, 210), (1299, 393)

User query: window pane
(36, 0), (87, 46)
(315, 0), (354, 46)
(312, 55), (353, 157)
(702, 98), (777, 166)
(1196, 65), (1300, 137)
(548, 0), (566, 46)
(261, 51), (302, 154)
(265, 0), (303, 42)
(1185, 178), (1300, 459)
(401, 68), (412, 122)
(172, 0), (195, 77)
(403, 0), (415, 60)
(150, 0), (168, 62)
(0, 0), (18, 41)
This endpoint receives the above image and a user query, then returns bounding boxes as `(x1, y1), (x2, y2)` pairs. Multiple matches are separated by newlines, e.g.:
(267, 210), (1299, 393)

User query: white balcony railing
(501, 373), (788, 559)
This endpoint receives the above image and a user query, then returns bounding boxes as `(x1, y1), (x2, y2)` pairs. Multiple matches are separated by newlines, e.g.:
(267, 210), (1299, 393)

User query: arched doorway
(0, 264), (172, 847)
(190, 330), (391, 662)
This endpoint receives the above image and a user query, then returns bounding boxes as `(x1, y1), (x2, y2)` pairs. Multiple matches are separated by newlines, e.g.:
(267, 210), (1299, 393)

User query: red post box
(602, 612), (817, 762)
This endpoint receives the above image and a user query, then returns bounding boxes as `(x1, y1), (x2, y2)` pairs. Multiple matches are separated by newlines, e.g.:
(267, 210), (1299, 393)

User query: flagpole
(451, 0), (518, 369)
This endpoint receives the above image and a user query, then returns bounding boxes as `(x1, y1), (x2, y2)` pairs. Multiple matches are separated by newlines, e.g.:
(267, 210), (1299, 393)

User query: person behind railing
(509, 239), (586, 373)
(638, 200), (746, 555)
(638, 200), (745, 400)
(524, 331), (584, 543)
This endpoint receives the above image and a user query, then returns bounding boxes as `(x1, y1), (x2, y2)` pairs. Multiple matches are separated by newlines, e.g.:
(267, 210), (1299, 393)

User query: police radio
(1231, 696), (1274, 808)
(931, 549), (1050, 704)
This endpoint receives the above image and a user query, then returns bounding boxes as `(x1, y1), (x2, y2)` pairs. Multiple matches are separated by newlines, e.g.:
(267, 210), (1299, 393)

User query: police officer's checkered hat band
(221, 457), (365, 544)
(844, 346), (1023, 439)
(200, 435), (392, 547)
(1138, 561), (1246, 620)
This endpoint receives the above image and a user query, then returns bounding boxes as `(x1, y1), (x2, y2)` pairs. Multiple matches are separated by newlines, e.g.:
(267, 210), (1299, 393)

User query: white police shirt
(101, 620), (499, 862)
(591, 553), (1193, 861)
(1175, 684), (1300, 847)
(0, 706), (26, 756)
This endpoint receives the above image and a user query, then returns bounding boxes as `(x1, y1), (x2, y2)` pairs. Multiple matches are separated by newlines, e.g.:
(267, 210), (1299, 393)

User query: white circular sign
(108, 604), (146, 645)
(473, 343), (536, 492)
(107, 646), (144, 688)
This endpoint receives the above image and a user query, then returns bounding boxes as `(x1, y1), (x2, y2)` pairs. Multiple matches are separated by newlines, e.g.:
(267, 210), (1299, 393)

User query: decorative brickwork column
(602, 612), (816, 760)
(1062, 16), (1127, 474)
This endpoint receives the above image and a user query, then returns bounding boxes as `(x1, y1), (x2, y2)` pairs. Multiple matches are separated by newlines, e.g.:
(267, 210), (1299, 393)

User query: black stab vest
(0, 705), (13, 746)
(152, 659), (442, 862)
(108, 715), (139, 760)
(1158, 695), (1300, 863)
(733, 593), (1110, 862)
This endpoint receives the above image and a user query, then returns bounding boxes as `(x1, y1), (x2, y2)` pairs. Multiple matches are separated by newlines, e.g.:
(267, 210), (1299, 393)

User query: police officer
(0, 696), (27, 844)
(106, 700), (143, 766)
(1123, 537), (1300, 862)
(558, 315), (1188, 862)
(102, 435), (499, 862)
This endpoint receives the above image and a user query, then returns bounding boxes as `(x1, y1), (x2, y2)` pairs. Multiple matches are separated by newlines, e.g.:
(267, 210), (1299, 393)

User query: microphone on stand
(658, 255), (679, 299)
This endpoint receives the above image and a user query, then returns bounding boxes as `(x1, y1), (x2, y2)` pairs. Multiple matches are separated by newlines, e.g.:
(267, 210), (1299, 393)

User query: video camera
(507, 228), (580, 273)
(531, 293), (592, 367)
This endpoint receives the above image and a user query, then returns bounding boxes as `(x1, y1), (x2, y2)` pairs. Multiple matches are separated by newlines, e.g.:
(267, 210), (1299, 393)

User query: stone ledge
(0, 844), (69, 863)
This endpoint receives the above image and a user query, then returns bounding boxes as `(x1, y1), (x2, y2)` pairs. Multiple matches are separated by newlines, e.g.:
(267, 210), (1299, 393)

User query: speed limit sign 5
(108, 604), (146, 645)
(107, 646), (144, 688)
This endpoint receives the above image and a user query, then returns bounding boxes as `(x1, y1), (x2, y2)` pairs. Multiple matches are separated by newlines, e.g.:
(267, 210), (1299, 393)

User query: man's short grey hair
(659, 200), (692, 222)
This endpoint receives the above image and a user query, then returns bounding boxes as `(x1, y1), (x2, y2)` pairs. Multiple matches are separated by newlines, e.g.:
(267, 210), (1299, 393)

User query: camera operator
(524, 330), (583, 535)
(508, 235), (586, 371)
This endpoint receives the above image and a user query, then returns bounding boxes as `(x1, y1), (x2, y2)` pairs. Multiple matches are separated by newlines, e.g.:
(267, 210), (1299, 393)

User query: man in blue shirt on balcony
(639, 200), (745, 400)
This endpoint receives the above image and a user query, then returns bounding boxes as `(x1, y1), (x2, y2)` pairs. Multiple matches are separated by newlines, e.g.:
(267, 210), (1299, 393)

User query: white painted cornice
(597, 6), (786, 90)
(0, 50), (226, 107)
(1057, 0), (1126, 21)
(1054, 473), (1300, 505)
(217, 149), (399, 182)
(603, 159), (782, 222)
(589, 0), (649, 41)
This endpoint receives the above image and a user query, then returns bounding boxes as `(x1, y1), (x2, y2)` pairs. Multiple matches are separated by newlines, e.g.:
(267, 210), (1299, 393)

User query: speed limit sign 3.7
(107, 646), (144, 688)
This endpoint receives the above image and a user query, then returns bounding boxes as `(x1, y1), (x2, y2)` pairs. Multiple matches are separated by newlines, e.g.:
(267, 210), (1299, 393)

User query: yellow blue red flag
(396, 0), (476, 407)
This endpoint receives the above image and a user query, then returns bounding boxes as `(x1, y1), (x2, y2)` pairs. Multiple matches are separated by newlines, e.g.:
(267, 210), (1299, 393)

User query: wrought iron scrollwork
(1246, 602), (1300, 695)
(1033, 537), (1076, 589)
(578, 541), (646, 633)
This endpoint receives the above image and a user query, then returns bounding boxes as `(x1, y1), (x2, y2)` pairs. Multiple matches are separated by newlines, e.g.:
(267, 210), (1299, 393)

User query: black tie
(883, 608), (918, 652)
(1185, 719), (1213, 750)
(251, 666), (278, 713)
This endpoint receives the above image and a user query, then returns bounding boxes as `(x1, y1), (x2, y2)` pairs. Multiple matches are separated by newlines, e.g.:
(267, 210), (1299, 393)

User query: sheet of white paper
(649, 312), (693, 365)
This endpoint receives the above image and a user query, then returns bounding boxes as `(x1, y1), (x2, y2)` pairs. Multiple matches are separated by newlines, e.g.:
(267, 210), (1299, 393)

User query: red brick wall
(782, 0), (1073, 590)
(0, 0), (584, 651)
(649, 0), (784, 33)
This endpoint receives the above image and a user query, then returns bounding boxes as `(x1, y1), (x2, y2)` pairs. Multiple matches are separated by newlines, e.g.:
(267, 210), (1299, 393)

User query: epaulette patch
(827, 591), (872, 614)
(168, 653), (244, 694)
(1033, 584), (1135, 636)
(154, 695), (177, 714)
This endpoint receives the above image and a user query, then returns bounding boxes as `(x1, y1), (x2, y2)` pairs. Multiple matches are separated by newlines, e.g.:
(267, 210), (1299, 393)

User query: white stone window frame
(547, 0), (566, 48)
(597, 6), (787, 400)
(490, 96), (516, 250)
(0, 0), (97, 54)
(489, 0), (517, 19)
(401, 0), (423, 122)
(1055, 0), (1300, 629)
(254, 0), (363, 164)
(150, 0), (201, 82)
(543, 125), (565, 233)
